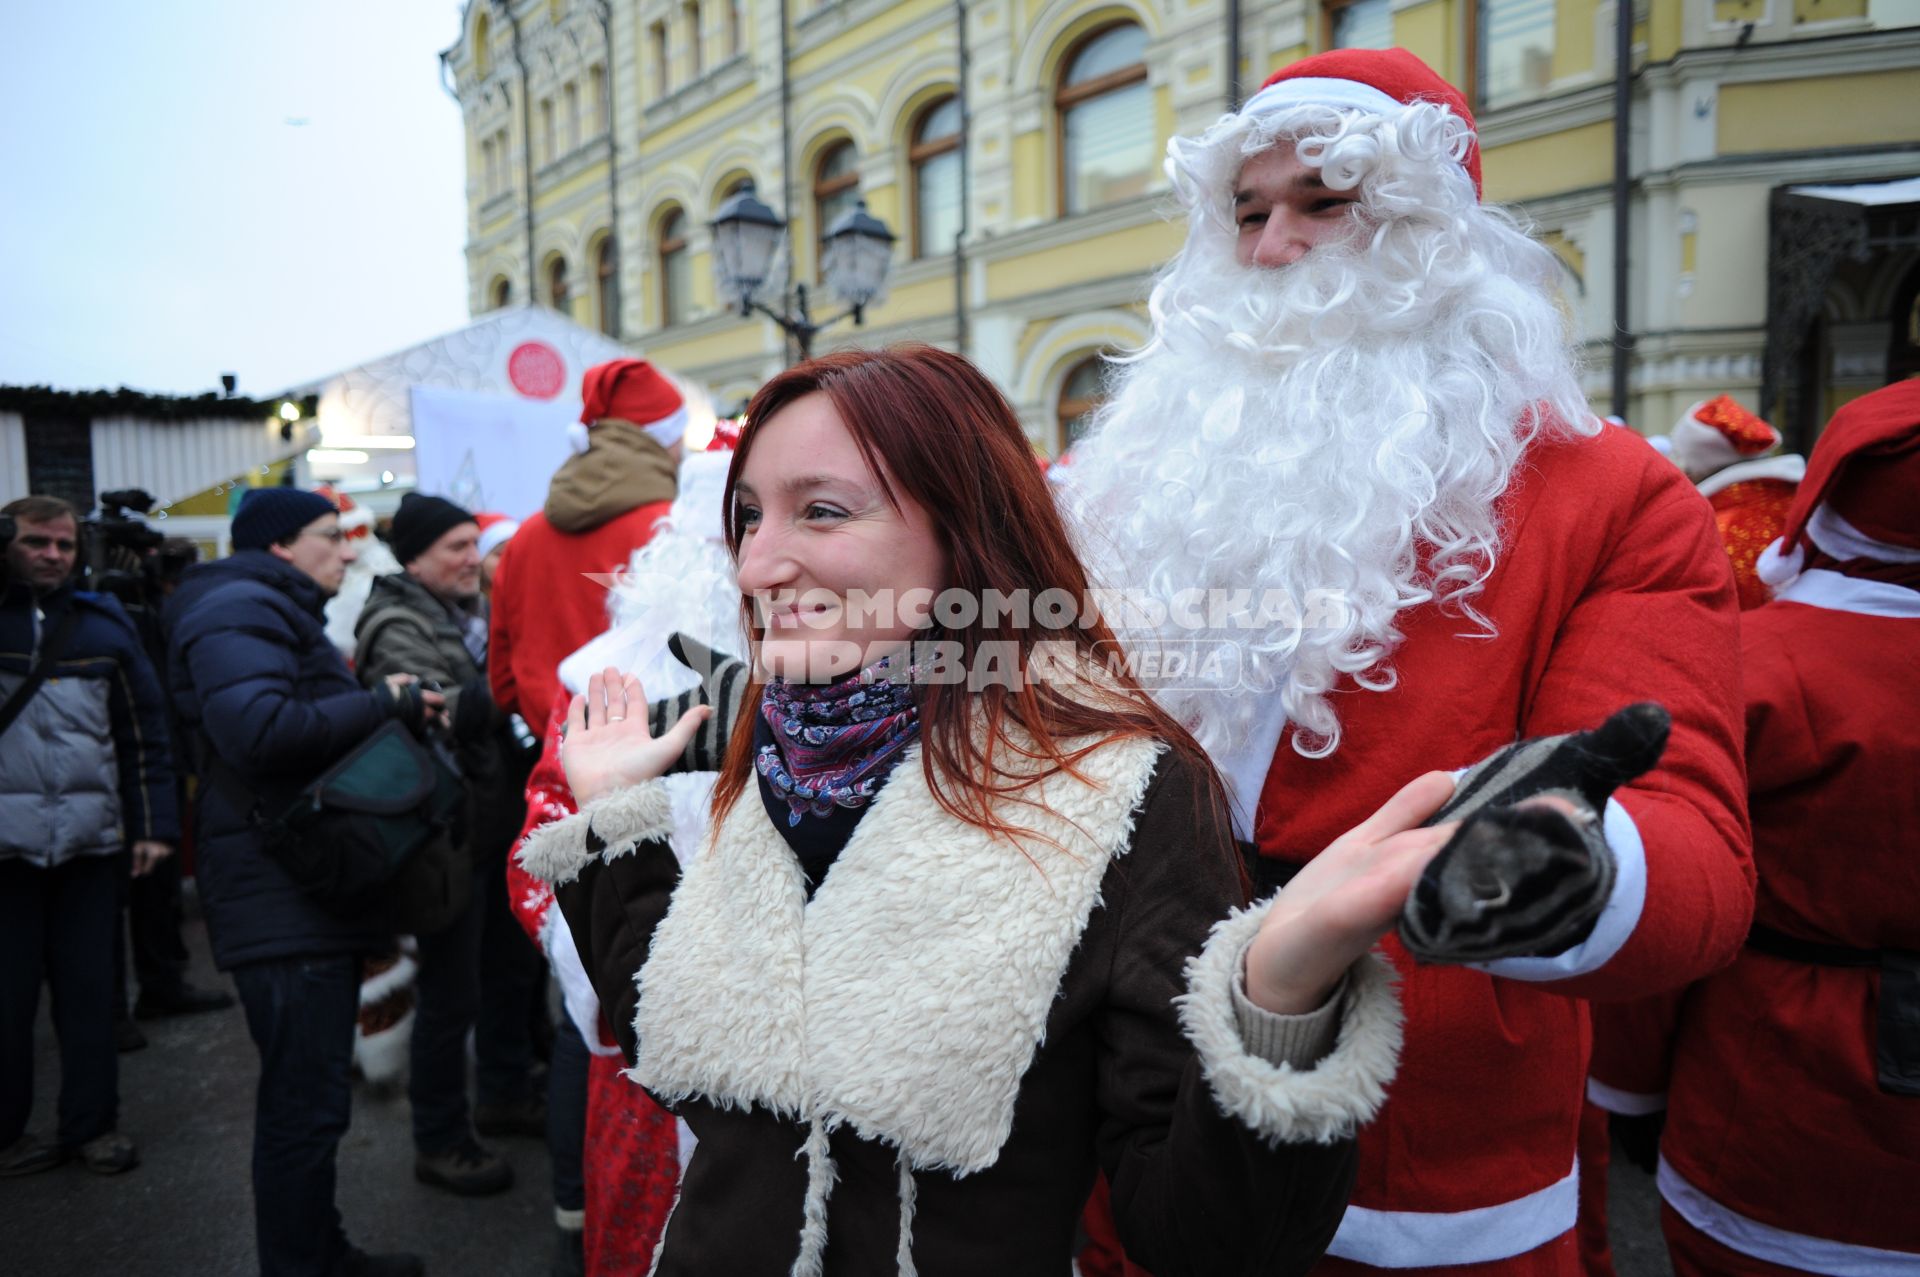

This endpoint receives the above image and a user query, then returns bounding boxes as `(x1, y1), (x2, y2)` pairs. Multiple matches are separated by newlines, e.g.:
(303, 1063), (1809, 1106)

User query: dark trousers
(475, 849), (544, 1108)
(0, 855), (121, 1148)
(409, 877), (484, 1154)
(232, 954), (359, 1277)
(548, 1016), (590, 1213)
(116, 849), (192, 1007)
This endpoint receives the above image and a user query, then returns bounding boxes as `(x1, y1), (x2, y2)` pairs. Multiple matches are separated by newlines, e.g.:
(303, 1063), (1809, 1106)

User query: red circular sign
(507, 341), (566, 399)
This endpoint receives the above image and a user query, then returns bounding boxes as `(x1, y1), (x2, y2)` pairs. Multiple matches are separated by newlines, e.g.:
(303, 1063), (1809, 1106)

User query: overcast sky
(0, 2), (472, 398)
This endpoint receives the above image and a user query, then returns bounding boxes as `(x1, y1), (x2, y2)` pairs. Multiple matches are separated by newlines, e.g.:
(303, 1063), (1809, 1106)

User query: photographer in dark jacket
(165, 487), (442, 1277)
(1, 495), (178, 1178)
(353, 493), (543, 1199)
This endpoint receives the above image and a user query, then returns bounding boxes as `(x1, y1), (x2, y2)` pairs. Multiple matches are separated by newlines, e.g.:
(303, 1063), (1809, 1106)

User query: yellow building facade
(444, 0), (1920, 451)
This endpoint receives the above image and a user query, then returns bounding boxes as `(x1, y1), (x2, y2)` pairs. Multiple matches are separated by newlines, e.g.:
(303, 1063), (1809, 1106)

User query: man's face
(1232, 144), (1364, 270)
(408, 522), (482, 604)
(270, 513), (357, 598)
(7, 515), (79, 595)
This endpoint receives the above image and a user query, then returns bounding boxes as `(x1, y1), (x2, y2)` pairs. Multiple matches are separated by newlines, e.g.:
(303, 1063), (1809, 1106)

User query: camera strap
(0, 603), (84, 740)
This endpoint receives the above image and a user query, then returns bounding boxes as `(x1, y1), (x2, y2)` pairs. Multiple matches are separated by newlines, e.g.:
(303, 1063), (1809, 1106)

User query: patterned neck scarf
(755, 652), (921, 827)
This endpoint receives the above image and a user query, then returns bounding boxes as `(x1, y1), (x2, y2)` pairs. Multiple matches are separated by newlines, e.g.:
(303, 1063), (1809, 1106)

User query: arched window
(684, 1), (704, 77)
(548, 256), (570, 312)
(1056, 23), (1151, 216)
(595, 237), (619, 336)
(564, 81), (580, 153)
(489, 276), (512, 310)
(1055, 356), (1107, 452)
(813, 139), (860, 280)
(726, 0), (744, 57)
(911, 96), (963, 259)
(474, 13), (492, 78)
(658, 208), (690, 327)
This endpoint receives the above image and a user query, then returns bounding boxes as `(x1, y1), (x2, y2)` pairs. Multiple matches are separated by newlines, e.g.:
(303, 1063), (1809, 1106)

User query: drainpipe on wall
(595, 0), (621, 338)
(954, 0), (971, 360)
(779, 0), (797, 366)
(1610, 0), (1634, 419)
(1226, 0), (1242, 111)
(502, 0), (537, 303)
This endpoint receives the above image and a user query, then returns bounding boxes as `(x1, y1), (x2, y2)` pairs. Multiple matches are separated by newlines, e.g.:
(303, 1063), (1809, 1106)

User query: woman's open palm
(561, 666), (712, 805)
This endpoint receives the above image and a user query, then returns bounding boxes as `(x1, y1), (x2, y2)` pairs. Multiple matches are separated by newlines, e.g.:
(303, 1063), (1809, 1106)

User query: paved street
(3, 900), (1675, 1277)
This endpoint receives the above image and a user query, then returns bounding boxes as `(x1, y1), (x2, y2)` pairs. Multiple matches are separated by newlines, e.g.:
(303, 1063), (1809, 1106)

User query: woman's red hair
(713, 343), (1231, 857)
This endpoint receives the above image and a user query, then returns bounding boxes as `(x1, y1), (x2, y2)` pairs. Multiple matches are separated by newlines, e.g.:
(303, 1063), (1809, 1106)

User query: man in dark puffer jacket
(165, 487), (441, 1277)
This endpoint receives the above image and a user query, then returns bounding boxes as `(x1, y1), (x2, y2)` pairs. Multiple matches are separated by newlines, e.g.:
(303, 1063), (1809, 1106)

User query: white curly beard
(1063, 101), (1592, 769)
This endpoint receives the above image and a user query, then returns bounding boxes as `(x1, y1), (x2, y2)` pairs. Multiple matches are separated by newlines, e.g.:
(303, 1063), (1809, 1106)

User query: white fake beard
(1065, 210), (1586, 760)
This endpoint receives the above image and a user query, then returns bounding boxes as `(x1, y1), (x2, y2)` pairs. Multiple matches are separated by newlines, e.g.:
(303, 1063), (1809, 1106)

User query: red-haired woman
(519, 345), (1452, 1275)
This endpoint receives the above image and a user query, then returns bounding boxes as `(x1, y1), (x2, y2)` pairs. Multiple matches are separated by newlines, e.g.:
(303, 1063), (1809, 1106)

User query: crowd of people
(4, 45), (1914, 1277)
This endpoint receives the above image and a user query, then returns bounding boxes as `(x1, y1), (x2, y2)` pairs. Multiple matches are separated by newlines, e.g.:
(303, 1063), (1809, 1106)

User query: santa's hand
(1244, 772), (1457, 1015)
(1398, 702), (1670, 965)
(642, 633), (750, 775)
(562, 666), (712, 805)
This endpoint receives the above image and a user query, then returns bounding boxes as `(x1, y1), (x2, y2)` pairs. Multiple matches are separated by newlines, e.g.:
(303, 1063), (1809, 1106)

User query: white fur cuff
(516, 782), (675, 886)
(1177, 898), (1404, 1146)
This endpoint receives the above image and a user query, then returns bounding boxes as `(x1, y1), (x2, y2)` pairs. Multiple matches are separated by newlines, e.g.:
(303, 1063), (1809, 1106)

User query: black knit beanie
(230, 487), (339, 551)
(389, 492), (476, 565)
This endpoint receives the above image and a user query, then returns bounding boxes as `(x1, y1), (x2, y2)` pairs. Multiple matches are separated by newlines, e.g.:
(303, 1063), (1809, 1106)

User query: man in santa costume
(1064, 48), (1755, 1275)
(504, 437), (742, 1277)
(488, 358), (690, 730)
(1589, 379), (1920, 1276)
(1656, 394), (1804, 610)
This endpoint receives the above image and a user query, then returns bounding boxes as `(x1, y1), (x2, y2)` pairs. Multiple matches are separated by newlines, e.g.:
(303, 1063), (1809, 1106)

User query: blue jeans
(548, 1016), (590, 1212)
(0, 855), (120, 1149)
(232, 954), (359, 1277)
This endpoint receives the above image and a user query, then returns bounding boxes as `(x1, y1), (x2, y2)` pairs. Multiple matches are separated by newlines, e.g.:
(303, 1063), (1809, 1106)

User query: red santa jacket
(488, 502), (671, 723)
(1655, 591), (1919, 1268)
(1253, 423), (1753, 1274)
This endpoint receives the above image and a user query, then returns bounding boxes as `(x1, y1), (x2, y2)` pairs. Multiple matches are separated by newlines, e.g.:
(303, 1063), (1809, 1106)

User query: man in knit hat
(1590, 379), (1920, 1275)
(1064, 48), (1754, 1275)
(354, 493), (546, 1198)
(164, 486), (443, 1277)
(489, 359), (686, 734)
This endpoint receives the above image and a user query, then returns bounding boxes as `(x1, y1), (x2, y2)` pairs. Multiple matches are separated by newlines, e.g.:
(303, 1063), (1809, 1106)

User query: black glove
(1399, 702), (1670, 965)
(644, 633), (751, 775)
(376, 678), (433, 738)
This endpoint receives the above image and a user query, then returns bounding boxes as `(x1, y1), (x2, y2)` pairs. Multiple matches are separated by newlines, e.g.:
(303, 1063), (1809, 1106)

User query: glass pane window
(912, 97), (962, 258)
(1065, 24), (1147, 86)
(1056, 357), (1108, 451)
(1479, 0), (1556, 109)
(1331, 0), (1393, 49)
(814, 141), (860, 280)
(1063, 80), (1152, 213)
(660, 211), (690, 327)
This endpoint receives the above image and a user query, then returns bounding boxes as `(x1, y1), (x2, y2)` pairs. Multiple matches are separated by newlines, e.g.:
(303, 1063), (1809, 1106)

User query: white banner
(408, 384), (577, 520)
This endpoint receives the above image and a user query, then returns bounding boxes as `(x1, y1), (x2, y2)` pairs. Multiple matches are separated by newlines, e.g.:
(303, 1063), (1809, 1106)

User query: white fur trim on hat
(1177, 896), (1403, 1145)
(477, 519), (519, 560)
(1242, 76), (1403, 120)
(1754, 536), (1803, 589)
(567, 421), (593, 455)
(642, 405), (689, 449)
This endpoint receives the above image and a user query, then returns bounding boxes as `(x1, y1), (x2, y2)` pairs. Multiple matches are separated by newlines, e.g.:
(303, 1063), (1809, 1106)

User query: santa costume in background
(1588, 380), (1920, 1276)
(505, 439), (741, 1276)
(488, 358), (692, 726)
(319, 487), (400, 658)
(1064, 48), (1753, 1276)
(1658, 395), (1805, 610)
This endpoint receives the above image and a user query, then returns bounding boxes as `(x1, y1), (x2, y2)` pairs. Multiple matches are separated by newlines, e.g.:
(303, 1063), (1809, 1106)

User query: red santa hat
(1769, 380), (1920, 564)
(1667, 395), (1779, 478)
(1242, 48), (1482, 196)
(473, 511), (519, 559)
(570, 358), (688, 454)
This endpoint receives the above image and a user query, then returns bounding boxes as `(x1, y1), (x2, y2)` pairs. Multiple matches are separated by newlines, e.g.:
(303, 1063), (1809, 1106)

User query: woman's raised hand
(560, 666), (713, 806)
(1243, 772), (1458, 1016)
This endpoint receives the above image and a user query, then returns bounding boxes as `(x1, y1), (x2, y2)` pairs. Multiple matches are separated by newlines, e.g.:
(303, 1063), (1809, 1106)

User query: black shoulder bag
(0, 606), (83, 740)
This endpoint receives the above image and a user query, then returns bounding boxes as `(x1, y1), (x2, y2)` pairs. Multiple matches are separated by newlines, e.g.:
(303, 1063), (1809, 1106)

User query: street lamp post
(710, 181), (896, 361)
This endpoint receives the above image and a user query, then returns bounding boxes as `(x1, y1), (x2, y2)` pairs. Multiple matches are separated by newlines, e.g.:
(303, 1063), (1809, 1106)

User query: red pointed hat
(1244, 48), (1482, 196)
(1778, 379), (1920, 554)
(579, 358), (687, 445)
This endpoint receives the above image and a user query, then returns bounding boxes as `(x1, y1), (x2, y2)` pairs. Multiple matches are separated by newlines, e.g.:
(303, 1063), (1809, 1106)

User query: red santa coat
(488, 502), (671, 722)
(1252, 424), (1754, 1274)
(1653, 591), (1920, 1272)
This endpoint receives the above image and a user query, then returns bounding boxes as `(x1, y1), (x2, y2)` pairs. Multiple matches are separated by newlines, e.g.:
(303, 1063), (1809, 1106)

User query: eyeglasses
(301, 528), (347, 545)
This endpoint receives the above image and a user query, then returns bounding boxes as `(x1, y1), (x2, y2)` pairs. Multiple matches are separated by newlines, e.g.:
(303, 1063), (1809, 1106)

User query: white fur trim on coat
(516, 781), (676, 887)
(1178, 897), (1403, 1145)
(630, 733), (1166, 1175)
